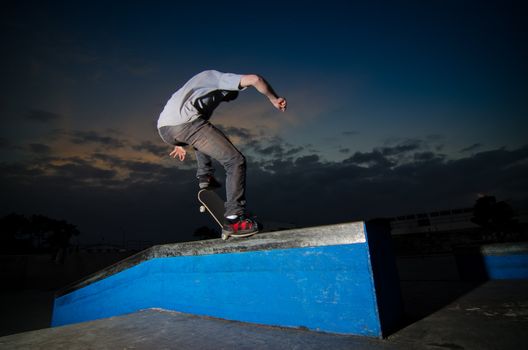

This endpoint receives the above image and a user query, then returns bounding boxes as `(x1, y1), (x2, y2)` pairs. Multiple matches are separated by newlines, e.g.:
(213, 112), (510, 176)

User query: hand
(272, 97), (287, 112)
(169, 146), (186, 161)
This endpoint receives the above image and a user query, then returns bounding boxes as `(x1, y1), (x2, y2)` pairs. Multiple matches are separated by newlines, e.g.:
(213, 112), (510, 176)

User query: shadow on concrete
(363, 218), (483, 335)
(395, 240), (528, 332)
(393, 253), (484, 333)
(399, 280), (483, 327)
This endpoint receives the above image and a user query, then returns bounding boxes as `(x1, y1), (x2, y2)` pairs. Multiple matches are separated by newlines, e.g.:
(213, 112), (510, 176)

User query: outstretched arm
(240, 74), (287, 112)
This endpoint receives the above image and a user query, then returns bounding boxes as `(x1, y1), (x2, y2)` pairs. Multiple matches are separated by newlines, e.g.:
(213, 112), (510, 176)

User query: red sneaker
(222, 215), (259, 238)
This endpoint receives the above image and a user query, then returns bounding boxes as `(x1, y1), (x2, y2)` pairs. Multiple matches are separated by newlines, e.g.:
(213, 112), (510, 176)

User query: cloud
(90, 152), (190, 184)
(285, 147), (304, 156)
(49, 161), (117, 182)
(379, 140), (422, 156)
(0, 162), (45, 179)
(26, 109), (62, 123)
(247, 145), (528, 227)
(221, 126), (254, 140)
(413, 151), (444, 162)
(91, 153), (127, 167)
(260, 140), (297, 157)
(344, 150), (395, 168)
(217, 125), (305, 160)
(1, 136), (527, 246)
(250, 142), (285, 157)
(246, 138), (304, 159)
(29, 143), (51, 154)
(69, 130), (126, 149)
(460, 143), (482, 153)
(132, 141), (167, 157)
(294, 154), (320, 167)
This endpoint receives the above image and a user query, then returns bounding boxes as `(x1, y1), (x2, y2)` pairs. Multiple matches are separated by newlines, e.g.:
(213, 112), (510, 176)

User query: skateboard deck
(197, 189), (258, 240)
(198, 189), (225, 228)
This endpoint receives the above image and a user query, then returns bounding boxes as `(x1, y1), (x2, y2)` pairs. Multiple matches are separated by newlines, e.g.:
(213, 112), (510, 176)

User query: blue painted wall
(455, 245), (528, 281)
(53, 243), (384, 336)
(485, 255), (528, 279)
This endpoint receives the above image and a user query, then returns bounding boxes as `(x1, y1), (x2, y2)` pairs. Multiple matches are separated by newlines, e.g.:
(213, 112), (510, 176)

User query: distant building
(388, 207), (528, 236)
(388, 207), (477, 235)
(79, 244), (127, 253)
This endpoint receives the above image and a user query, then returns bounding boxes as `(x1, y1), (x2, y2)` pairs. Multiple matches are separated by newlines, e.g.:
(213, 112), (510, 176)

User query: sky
(1, 0), (527, 246)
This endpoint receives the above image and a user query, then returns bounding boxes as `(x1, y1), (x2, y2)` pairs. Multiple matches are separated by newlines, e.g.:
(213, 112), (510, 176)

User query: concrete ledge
(56, 222), (366, 298)
(52, 221), (402, 337)
(455, 242), (528, 280)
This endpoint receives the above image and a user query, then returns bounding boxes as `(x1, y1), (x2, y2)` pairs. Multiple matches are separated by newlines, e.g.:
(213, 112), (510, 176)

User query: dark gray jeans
(159, 118), (246, 217)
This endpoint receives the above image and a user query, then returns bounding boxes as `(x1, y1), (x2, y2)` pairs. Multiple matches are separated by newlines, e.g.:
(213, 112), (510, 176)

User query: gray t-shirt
(157, 70), (245, 128)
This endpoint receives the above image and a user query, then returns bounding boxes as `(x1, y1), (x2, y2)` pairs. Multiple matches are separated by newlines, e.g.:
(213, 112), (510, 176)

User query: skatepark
(2, 1), (527, 348)
(1, 220), (527, 349)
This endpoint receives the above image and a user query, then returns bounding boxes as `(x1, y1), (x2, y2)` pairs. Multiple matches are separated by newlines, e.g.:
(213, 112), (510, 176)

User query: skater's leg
(194, 149), (215, 178)
(185, 121), (246, 217)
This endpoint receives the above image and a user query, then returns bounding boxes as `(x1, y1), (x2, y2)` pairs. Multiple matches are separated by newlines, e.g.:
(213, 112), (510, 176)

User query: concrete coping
(455, 242), (528, 256)
(56, 221), (366, 298)
(478, 242), (528, 255)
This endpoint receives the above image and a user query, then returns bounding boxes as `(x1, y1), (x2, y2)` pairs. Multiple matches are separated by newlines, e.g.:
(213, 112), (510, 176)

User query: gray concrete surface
(1, 280), (526, 349)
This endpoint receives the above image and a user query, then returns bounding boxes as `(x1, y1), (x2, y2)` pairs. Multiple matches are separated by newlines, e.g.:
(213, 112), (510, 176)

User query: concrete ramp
(52, 221), (402, 337)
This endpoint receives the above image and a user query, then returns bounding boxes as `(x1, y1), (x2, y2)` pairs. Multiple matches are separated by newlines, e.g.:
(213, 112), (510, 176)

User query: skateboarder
(157, 70), (287, 236)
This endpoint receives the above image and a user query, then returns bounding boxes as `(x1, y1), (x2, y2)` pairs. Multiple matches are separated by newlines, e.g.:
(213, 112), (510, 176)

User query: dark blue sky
(1, 1), (527, 245)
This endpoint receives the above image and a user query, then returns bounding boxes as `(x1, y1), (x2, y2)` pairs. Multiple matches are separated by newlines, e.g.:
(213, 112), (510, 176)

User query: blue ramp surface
(52, 221), (402, 337)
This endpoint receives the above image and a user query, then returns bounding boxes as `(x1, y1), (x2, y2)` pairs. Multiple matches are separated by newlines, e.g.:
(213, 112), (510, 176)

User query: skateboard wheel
(221, 233), (228, 240)
(199, 206), (206, 213)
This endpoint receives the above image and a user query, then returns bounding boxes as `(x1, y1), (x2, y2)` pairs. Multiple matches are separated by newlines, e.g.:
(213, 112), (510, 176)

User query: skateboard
(197, 189), (258, 240)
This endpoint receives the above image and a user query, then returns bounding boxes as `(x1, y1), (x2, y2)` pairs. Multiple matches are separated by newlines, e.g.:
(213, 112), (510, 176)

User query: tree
(0, 213), (31, 254)
(0, 213), (80, 257)
(471, 195), (517, 234)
